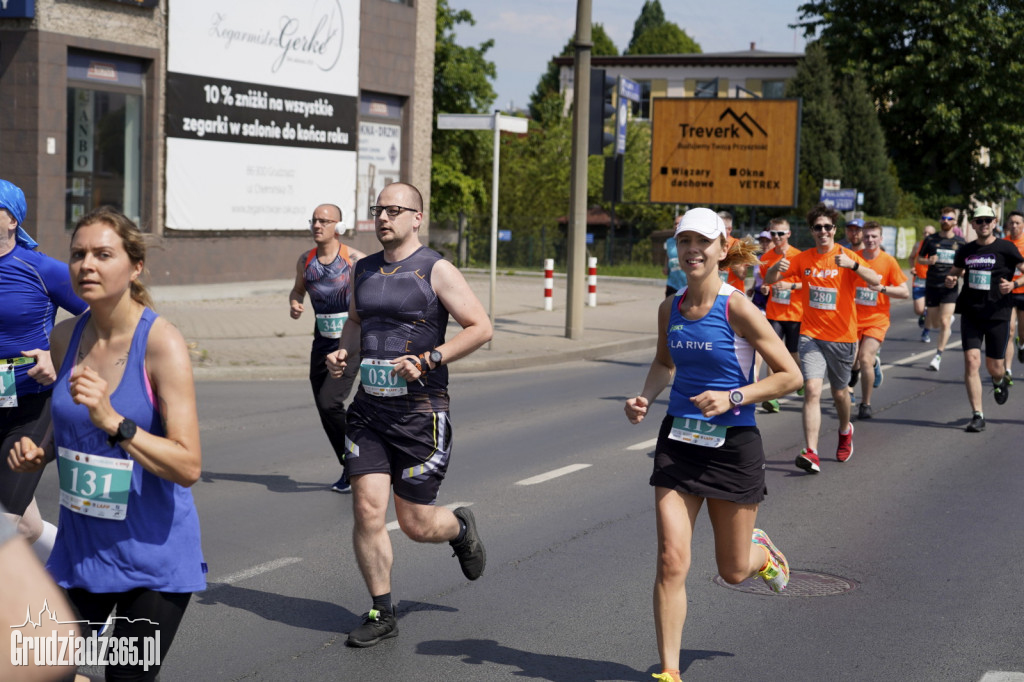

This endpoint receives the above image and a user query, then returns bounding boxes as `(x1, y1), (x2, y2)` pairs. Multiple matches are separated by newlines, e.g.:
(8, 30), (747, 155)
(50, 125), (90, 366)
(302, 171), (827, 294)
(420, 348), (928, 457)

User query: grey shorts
(798, 335), (856, 390)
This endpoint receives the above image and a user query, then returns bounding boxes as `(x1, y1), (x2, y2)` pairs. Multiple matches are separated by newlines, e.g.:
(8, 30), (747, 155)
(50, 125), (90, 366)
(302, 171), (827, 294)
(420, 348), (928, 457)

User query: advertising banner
(355, 121), (402, 232)
(166, 0), (359, 231)
(650, 98), (800, 207)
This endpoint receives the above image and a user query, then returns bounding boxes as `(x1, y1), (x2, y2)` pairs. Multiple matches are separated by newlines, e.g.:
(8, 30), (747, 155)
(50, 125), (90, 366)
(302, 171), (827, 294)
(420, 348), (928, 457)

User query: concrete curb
(190, 336), (656, 382)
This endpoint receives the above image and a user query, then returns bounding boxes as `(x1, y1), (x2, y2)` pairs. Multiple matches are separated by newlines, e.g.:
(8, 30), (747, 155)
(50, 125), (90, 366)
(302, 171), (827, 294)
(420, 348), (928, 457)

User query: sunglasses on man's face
(940, 215), (956, 221)
(770, 231), (788, 237)
(973, 216), (994, 224)
(811, 224), (835, 232)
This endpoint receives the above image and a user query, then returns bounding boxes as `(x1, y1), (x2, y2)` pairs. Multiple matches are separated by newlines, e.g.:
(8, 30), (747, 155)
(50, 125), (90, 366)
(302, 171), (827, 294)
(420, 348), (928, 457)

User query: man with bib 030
(289, 203), (366, 493)
(326, 182), (492, 648)
(764, 203), (881, 473)
(945, 204), (1024, 432)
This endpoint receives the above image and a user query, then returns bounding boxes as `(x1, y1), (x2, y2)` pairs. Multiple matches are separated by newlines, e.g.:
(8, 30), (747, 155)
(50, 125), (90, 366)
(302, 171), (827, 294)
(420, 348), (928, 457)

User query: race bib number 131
(58, 448), (133, 521)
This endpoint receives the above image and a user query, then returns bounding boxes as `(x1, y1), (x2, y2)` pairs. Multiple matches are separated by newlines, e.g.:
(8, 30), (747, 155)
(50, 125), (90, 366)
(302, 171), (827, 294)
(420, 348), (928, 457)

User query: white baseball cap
(674, 207), (726, 240)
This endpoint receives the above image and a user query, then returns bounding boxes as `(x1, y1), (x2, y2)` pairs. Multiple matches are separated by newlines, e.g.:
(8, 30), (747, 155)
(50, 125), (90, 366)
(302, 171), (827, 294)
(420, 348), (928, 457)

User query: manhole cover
(713, 570), (857, 596)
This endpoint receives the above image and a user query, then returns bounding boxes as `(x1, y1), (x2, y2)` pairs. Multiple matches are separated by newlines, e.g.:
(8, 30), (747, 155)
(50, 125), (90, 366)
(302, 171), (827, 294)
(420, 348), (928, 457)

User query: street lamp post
(437, 112), (529, 348)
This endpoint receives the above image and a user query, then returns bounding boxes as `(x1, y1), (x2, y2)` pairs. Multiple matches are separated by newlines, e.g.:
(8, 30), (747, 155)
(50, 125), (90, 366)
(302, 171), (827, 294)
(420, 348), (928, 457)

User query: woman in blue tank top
(624, 208), (803, 682)
(8, 208), (204, 681)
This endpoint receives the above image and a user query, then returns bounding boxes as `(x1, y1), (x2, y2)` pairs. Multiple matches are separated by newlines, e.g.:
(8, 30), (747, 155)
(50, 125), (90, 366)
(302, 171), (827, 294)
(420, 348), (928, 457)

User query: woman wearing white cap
(624, 207), (802, 682)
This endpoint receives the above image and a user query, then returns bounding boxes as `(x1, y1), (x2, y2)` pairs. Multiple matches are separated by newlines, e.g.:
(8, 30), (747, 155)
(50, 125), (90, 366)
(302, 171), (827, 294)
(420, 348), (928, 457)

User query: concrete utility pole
(565, 0), (592, 340)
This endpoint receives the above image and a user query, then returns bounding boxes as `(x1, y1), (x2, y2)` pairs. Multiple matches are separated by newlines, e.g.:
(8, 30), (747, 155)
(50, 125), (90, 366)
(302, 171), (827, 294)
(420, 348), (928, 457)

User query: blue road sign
(0, 0), (34, 17)
(498, 229), (512, 242)
(619, 78), (641, 102)
(819, 188), (857, 211)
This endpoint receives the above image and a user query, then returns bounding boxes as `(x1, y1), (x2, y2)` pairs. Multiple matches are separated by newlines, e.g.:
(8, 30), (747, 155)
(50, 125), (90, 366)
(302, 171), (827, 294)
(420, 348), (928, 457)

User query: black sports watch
(428, 349), (443, 367)
(107, 418), (137, 447)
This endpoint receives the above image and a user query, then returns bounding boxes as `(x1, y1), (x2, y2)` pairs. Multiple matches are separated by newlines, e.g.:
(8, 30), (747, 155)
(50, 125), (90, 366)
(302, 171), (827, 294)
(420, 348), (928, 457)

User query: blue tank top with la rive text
(303, 245), (354, 355)
(0, 244), (87, 396)
(666, 283), (756, 427)
(48, 309), (206, 593)
(353, 246), (450, 412)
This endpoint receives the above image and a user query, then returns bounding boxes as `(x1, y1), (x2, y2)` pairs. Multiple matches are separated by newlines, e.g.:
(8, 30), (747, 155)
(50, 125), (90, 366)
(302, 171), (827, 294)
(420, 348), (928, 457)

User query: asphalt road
(29, 312), (1024, 681)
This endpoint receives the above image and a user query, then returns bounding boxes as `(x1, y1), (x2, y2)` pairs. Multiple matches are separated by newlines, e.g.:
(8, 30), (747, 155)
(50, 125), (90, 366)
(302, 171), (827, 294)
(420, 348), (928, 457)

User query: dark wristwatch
(107, 418), (137, 447)
(428, 348), (443, 367)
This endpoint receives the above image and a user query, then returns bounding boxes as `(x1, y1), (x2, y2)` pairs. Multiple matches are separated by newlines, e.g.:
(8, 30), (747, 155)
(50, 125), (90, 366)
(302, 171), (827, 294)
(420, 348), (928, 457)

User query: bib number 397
(58, 447), (133, 521)
(360, 359), (408, 397)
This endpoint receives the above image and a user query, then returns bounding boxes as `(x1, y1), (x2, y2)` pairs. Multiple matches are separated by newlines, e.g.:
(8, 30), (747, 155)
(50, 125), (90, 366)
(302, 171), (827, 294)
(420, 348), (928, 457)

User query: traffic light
(588, 68), (615, 156)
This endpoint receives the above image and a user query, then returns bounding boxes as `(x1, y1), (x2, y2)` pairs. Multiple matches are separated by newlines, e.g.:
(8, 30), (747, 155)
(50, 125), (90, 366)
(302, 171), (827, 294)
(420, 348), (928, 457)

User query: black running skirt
(650, 415), (766, 504)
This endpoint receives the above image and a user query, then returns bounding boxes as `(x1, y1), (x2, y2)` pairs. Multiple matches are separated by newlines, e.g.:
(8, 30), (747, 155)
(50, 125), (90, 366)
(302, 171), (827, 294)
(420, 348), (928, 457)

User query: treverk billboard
(650, 98), (800, 207)
(165, 0), (359, 231)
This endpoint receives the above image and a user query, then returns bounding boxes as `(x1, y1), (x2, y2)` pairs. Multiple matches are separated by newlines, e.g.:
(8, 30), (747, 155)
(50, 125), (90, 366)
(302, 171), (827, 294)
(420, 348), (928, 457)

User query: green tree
(786, 41), (843, 213)
(797, 0), (1024, 208)
(431, 0), (497, 219)
(627, 1), (666, 52)
(837, 70), (898, 215)
(528, 24), (618, 123)
(626, 23), (701, 55)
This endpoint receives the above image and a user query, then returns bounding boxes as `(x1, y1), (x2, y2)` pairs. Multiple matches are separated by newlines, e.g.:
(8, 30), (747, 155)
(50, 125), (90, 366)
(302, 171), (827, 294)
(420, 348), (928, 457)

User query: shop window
(65, 51), (145, 230)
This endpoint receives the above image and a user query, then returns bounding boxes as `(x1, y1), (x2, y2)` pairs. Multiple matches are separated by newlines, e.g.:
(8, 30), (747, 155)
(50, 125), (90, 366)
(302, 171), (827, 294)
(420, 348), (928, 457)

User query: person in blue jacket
(0, 178), (86, 559)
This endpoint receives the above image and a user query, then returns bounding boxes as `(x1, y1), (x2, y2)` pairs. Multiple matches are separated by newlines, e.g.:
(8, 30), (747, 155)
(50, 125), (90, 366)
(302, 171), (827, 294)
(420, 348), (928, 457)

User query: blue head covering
(0, 179), (38, 249)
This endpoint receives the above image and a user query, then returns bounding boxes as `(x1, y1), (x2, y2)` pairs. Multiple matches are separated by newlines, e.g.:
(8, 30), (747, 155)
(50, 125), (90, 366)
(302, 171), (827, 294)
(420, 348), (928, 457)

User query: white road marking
(978, 673), (1024, 682)
(516, 464), (592, 486)
(627, 438), (657, 451)
(210, 557), (302, 587)
(385, 501), (472, 532)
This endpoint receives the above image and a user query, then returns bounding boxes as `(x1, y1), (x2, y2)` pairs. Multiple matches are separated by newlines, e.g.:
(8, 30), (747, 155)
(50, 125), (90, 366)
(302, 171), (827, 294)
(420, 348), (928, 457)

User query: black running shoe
(346, 606), (398, 647)
(450, 507), (486, 580)
(848, 368), (860, 388)
(993, 376), (1010, 405)
(857, 403), (873, 420)
(965, 414), (986, 433)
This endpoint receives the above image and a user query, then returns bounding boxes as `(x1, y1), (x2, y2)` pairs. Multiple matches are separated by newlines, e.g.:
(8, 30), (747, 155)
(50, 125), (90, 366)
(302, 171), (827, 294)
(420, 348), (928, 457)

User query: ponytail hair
(721, 235), (762, 270)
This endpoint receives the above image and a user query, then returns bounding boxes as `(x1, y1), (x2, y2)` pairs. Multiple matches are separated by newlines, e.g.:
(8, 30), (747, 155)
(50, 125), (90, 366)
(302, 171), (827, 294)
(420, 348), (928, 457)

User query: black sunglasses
(770, 231), (788, 237)
(973, 216), (994, 224)
(811, 224), (835, 232)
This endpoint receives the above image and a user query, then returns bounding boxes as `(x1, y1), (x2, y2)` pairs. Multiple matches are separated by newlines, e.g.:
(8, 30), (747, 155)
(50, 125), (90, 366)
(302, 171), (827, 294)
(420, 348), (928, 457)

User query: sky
(452, 0), (810, 112)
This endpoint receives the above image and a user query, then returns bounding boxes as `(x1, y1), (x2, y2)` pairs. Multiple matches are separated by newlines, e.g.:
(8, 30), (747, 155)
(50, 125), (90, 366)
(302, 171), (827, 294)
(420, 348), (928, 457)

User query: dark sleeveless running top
(352, 246), (449, 412)
(303, 244), (353, 355)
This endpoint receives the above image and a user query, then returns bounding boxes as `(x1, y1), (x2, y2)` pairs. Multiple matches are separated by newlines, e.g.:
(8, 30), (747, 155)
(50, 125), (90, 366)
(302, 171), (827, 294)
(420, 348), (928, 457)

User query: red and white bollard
(587, 257), (597, 307)
(543, 258), (554, 311)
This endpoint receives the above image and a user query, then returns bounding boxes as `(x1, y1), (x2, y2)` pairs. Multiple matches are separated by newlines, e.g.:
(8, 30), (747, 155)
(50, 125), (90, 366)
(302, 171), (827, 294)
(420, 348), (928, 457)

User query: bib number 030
(360, 359), (408, 397)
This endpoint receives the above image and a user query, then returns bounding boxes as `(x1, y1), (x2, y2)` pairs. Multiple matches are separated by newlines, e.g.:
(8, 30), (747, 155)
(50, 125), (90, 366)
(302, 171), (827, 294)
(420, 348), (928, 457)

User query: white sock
(32, 521), (57, 563)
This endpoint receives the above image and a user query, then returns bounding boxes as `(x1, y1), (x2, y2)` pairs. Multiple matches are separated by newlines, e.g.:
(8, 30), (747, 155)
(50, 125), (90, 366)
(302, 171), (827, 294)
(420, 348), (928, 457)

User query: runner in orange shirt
(910, 225), (936, 341)
(718, 210), (748, 291)
(848, 221), (909, 419)
(758, 218), (804, 413)
(1002, 211), (1024, 380)
(764, 204), (880, 473)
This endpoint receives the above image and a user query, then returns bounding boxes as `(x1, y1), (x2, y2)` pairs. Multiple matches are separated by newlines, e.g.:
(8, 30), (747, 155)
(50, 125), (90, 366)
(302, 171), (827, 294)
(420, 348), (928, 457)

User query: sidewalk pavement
(150, 271), (664, 381)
